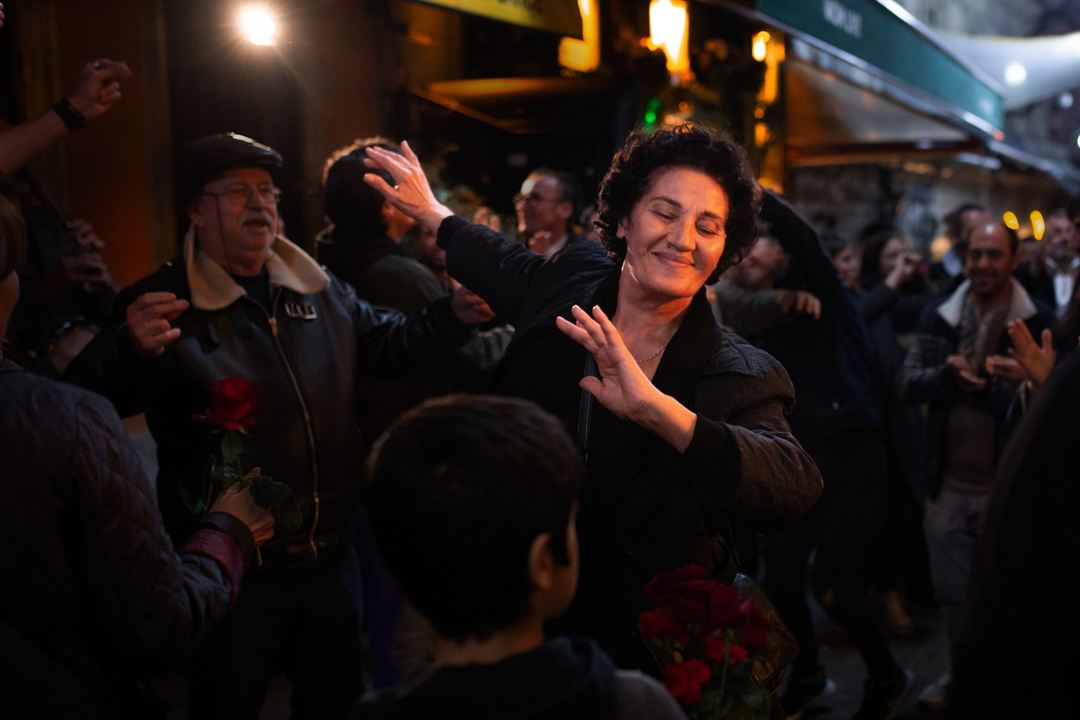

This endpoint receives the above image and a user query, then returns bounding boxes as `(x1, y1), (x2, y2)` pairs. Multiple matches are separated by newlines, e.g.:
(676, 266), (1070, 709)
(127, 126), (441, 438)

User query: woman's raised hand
(362, 141), (454, 232)
(556, 304), (659, 422)
(556, 305), (697, 453)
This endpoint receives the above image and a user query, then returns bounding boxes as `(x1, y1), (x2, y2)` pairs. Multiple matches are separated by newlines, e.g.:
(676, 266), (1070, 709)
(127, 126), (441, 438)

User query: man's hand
(985, 355), (1026, 386)
(1007, 319), (1056, 387)
(209, 486), (275, 547)
(450, 284), (495, 325)
(776, 289), (821, 319)
(946, 354), (986, 392)
(67, 59), (133, 122)
(126, 292), (189, 357)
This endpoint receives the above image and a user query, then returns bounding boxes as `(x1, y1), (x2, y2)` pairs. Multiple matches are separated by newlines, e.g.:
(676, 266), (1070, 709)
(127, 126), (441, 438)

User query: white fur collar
(183, 225), (330, 311)
(936, 278), (1037, 328)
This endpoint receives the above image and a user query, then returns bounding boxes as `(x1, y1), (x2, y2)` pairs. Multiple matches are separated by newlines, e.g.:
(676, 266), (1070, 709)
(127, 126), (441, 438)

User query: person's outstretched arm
(0, 59), (132, 175)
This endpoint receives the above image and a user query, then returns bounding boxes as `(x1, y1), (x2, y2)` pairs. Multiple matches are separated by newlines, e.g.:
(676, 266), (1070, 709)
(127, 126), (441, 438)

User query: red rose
(738, 600), (770, 653)
(664, 659), (712, 706)
(197, 376), (261, 430)
(706, 582), (741, 628)
(705, 635), (749, 664)
(644, 565), (707, 607)
(638, 607), (690, 646)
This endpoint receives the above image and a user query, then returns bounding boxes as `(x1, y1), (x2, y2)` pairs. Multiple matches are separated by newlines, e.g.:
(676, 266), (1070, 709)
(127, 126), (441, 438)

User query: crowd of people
(3, 46), (1079, 720)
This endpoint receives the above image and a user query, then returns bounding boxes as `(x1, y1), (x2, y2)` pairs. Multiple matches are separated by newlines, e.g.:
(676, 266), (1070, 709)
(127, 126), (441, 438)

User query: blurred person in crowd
(723, 203), (910, 719)
(928, 203), (988, 296)
(65, 133), (490, 719)
(364, 395), (686, 720)
(852, 229), (931, 638)
(952, 330), (1080, 718)
(0, 192), (274, 718)
(0, 58), (132, 373)
(316, 137), (511, 691)
(1015, 208), (1078, 318)
(822, 232), (861, 291)
(897, 221), (1054, 712)
(514, 167), (585, 258)
(363, 126), (821, 676)
(710, 233), (821, 342)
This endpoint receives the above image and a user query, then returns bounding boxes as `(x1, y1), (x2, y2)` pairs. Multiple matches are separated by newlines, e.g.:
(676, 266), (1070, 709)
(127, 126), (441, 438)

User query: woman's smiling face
(618, 166), (729, 302)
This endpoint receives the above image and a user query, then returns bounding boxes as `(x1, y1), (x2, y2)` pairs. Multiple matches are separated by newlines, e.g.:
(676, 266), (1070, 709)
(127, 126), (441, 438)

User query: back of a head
(367, 395), (584, 642)
(323, 137), (398, 238)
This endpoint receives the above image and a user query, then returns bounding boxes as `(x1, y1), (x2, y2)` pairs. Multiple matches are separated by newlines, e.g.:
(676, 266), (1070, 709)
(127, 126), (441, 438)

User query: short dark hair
(322, 136), (399, 238)
(0, 194), (27, 281)
(944, 202), (986, 243)
(366, 395), (583, 641)
(528, 168), (583, 223)
(594, 124), (761, 283)
(821, 232), (856, 260)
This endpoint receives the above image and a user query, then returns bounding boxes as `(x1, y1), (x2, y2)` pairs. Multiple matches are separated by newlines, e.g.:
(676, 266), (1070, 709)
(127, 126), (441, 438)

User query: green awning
(714, 0), (1004, 136)
(415, 0), (583, 39)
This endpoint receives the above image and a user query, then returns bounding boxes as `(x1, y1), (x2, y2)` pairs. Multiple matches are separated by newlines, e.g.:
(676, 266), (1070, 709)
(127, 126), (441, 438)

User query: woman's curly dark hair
(594, 124), (761, 283)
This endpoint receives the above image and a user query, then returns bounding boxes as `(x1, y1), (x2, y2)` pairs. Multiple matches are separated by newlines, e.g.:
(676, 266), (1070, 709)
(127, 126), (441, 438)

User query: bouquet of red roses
(639, 565), (774, 719)
(193, 376), (301, 533)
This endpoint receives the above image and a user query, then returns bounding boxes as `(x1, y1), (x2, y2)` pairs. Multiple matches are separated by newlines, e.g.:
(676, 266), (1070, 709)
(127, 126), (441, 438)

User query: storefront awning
(414, 0), (583, 39)
(705, 0), (1005, 138)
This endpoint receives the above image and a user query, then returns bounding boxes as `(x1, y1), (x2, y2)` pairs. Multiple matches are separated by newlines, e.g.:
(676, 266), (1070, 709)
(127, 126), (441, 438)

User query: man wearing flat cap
(67, 132), (490, 718)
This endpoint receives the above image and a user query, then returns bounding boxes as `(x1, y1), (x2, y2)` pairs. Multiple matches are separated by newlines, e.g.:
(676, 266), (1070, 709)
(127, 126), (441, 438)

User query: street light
(239, 5), (277, 47)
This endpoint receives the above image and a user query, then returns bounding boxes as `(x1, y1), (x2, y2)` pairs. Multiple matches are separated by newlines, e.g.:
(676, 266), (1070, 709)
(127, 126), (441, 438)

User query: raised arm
(0, 59), (132, 175)
(361, 141), (552, 324)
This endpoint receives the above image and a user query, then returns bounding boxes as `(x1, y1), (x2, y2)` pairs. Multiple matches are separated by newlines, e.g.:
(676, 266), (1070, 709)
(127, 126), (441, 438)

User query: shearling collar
(936, 277), (1037, 329)
(183, 225), (330, 311)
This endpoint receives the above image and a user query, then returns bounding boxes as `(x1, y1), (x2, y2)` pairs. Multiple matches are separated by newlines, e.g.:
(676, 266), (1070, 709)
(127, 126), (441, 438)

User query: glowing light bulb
(239, 6), (277, 46)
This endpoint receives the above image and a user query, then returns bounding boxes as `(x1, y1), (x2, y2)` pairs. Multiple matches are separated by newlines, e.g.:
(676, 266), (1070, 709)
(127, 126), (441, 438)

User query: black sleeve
(439, 215), (548, 325)
(72, 393), (248, 669)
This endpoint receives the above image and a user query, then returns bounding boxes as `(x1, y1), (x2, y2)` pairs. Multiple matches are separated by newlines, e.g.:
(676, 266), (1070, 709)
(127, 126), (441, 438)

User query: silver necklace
(634, 344), (667, 365)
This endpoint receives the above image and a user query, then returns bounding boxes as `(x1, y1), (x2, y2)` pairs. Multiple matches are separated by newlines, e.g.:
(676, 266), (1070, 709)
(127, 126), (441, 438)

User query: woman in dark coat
(363, 126), (821, 668)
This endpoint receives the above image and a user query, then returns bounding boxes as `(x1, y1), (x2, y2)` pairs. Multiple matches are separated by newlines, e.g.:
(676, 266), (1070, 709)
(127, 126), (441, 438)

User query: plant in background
(194, 376), (301, 533)
(639, 565), (774, 719)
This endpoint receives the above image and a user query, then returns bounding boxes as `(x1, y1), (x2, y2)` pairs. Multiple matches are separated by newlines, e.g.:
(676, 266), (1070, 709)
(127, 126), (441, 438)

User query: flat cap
(182, 132), (283, 205)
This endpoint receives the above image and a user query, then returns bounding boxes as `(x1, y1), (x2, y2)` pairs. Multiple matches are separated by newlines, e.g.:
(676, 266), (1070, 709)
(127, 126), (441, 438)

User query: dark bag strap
(576, 351), (598, 463)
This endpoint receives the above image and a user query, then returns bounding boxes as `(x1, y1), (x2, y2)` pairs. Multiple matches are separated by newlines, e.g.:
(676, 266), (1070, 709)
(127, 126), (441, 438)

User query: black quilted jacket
(0, 359), (252, 717)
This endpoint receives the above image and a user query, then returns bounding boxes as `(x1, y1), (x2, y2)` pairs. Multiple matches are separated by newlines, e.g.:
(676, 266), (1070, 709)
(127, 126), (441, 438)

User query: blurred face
(965, 224), (1017, 302)
(190, 167), (279, 276)
(413, 225), (446, 273)
(515, 174), (571, 238)
(731, 238), (786, 291)
(832, 245), (860, 289)
(879, 237), (905, 278)
(619, 167), (728, 301)
(1046, 214), (1077, 263)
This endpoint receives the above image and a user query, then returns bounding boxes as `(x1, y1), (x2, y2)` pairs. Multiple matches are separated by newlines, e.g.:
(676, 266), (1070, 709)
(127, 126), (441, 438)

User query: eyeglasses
(512, 192), (562, 207)
(203, 184), (283, 207)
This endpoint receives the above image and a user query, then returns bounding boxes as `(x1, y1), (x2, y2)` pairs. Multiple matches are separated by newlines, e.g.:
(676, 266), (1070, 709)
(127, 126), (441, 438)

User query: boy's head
(367, 395), (583, 642)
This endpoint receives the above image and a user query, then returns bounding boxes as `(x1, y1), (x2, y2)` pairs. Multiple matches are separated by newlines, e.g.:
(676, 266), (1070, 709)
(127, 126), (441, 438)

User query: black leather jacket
(67, 231), (471, 567)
